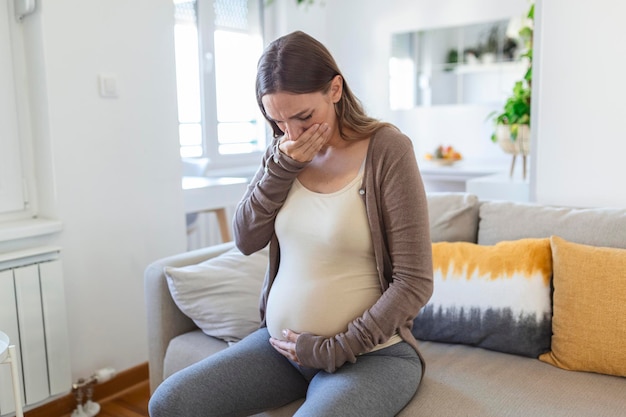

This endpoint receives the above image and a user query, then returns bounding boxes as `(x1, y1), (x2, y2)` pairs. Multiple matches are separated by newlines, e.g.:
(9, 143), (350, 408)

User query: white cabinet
(466, 173), (530, 202)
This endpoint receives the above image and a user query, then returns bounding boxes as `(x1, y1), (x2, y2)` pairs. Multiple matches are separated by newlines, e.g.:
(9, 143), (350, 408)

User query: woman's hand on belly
(269, 329), (303, 365)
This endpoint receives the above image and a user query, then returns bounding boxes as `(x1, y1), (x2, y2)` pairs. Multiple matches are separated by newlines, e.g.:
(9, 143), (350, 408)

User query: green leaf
(519, 27), (533, 39)
(487, 1), (534, 145)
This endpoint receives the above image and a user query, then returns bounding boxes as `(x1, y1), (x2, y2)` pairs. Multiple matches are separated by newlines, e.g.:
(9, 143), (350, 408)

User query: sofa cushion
(478, 201), (626, 248)
(413, 239), (552, 357)
(426, 193), (479, 243)
(398, 341), (626, 417)
(164, 246), (268, 343)
(163, 330), (229, 379)
(539, 236), (626, 377)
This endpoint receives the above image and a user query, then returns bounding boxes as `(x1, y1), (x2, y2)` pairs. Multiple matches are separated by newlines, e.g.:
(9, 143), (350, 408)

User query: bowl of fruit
(424, 145), (463, 166)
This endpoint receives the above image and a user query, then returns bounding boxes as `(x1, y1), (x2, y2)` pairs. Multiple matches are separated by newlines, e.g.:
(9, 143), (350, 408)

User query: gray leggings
(149, 328), (422, 417)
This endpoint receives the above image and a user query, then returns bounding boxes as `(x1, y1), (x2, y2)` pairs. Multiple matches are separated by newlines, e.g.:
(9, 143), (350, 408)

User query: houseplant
(488, 2), (534, 178)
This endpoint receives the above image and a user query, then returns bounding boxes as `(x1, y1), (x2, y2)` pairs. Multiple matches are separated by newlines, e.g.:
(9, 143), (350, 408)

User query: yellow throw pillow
(413, 238), (553, 357)
(539, 236), (626, 377)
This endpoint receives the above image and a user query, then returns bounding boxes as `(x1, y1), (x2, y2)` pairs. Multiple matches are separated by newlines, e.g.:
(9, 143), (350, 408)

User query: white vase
(481, 52), (496, 64)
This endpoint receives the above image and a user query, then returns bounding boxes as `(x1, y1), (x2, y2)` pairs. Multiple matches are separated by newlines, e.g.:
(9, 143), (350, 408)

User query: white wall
(15, 0), (187, 382)
(264, 0), (327, 45)
(532, 0), (626, 207)
(275, 0), (626, 209)
(272, 0), (529, 163)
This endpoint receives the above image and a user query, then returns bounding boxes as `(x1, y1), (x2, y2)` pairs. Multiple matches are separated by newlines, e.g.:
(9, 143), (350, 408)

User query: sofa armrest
(144, 241), (235, 393)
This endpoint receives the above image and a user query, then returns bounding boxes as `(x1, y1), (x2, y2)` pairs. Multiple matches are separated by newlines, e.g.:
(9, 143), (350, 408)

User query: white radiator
(0, 247), (72, 415)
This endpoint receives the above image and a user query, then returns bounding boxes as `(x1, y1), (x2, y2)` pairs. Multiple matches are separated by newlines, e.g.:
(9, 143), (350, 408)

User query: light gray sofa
(145, 193), (626, 416)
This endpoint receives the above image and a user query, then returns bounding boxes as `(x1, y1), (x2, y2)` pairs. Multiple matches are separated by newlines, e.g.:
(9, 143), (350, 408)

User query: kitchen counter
(418, 160), (509, 192)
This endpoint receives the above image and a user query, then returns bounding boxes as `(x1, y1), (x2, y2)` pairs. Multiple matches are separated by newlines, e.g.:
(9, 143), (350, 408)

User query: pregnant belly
(265, 274), (381, 340)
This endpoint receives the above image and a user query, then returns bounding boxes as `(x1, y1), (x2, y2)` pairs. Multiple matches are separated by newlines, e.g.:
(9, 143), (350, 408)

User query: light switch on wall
(98, 74), (118, 98)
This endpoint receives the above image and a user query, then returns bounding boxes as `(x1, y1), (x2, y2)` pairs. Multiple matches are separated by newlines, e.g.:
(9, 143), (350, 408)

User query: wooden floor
(61, 381), (150, 417)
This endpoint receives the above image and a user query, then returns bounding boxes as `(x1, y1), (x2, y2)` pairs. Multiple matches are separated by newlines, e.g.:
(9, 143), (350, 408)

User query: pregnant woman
(149, 30), (433, 417)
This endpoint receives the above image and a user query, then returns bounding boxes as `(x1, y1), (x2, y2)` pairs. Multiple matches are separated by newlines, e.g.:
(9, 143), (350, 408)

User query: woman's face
(261, 76), (342, 140)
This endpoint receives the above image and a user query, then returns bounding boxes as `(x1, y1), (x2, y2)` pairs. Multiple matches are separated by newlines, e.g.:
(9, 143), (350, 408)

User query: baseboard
(24, 362), (149, 417)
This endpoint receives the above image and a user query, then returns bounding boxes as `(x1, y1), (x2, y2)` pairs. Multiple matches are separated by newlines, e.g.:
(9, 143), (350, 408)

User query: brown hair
(256, 31), (393, 139)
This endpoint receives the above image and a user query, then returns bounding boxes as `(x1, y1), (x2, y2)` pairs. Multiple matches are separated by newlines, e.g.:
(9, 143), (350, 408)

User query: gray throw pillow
(427, 192), (479, 243)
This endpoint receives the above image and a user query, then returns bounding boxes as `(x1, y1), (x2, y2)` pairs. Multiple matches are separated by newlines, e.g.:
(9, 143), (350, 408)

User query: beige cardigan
(234, 126), (433, 373)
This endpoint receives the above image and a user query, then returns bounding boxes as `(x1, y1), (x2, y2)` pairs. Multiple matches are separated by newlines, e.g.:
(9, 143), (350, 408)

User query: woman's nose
(284, 124), (303, 140)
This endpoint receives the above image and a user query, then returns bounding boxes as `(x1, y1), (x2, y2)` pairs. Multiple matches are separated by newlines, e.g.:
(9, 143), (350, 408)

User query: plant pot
(495, 124), (530, 179)
(496, 124), (530, 156)
(481, 52), (496, 64)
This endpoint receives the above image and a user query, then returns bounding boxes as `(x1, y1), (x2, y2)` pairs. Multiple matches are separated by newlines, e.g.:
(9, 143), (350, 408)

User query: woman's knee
(148, 379), (183, 416)
(296, 343), (422, 417)
(147, 392), (166, 417)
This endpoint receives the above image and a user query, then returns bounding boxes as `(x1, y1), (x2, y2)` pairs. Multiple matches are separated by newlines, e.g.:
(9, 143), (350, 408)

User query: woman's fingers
(282, 329), (300, 342)
(279, 123), (330, 162)
(269, 337), (300, 364)
(269, 329), (302, 364)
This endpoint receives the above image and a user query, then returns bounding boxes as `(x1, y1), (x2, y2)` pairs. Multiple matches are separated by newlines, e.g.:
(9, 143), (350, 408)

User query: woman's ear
(330, 75), (343, 103)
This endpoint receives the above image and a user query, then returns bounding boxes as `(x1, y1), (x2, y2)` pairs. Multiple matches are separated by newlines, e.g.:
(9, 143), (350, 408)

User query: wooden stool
(203, 207), (231, 242)
(183, 176), (249, 244)
(186, 207), (232, 243)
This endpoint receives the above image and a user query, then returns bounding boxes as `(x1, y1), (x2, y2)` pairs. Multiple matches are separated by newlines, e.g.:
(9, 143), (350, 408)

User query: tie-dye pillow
(413, 239), (553, 358)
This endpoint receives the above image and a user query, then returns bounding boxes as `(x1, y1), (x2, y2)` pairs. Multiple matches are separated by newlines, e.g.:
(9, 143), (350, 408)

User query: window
(0, 1), (26, 218)
(173, 0), (266, 169)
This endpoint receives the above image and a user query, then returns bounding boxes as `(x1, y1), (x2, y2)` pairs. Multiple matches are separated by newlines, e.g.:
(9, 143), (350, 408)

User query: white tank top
(266, 170), (401, 350)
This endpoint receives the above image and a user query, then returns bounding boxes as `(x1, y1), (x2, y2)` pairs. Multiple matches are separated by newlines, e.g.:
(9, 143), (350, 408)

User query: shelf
(0, 218), (63, 243)
(453, 60), (528, 74)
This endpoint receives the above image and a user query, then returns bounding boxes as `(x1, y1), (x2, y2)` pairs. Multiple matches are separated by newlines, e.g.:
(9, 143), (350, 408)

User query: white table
(0, 331), (23, 417)
(419, 161), (507, 193)
(182, 176), (249, 242)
